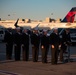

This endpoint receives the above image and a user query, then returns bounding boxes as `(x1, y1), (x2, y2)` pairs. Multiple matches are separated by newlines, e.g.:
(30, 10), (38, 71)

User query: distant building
(45, 17), (51, 23)
(0, 18), (1, 21)
(51, 19), (55, 23)
(25, 19), (31, 23)
(22, 19), (25, 22)
(56, 18), (61, 23)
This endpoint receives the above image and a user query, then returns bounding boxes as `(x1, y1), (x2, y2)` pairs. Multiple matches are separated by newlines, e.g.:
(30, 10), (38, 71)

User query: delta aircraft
(0, 7), (76, 29)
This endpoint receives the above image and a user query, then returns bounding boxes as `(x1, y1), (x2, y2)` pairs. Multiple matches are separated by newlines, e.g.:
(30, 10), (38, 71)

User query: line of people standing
(4, 27), (71, 65)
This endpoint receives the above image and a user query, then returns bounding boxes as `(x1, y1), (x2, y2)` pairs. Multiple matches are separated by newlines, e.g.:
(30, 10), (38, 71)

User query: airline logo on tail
(62, 7), (76, 23)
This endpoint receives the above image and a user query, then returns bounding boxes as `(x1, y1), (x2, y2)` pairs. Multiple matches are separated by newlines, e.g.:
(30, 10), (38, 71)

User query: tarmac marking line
(0, 70), (21, 75)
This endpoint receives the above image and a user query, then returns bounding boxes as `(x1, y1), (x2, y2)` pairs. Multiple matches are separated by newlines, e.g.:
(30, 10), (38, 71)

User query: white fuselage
(0, 21), (76, 29)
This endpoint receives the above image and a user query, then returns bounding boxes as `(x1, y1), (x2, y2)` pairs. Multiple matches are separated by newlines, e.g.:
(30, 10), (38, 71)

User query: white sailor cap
(23, 27), (27, 30)
(34, 27), (38, 30)
(15, 27), (20, 30)
(53, 27), (58, 30)
(23, 28), (28, 31)
(43, 29), (47, 32)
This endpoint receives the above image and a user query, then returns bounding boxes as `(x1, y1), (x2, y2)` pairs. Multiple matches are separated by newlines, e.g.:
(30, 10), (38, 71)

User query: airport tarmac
(0, 57), (76, 75)
(0, 42), (76, 75)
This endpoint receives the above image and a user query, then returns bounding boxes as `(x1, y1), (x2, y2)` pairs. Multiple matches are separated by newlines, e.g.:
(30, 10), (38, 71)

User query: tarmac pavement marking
(0, 70), (22, 75)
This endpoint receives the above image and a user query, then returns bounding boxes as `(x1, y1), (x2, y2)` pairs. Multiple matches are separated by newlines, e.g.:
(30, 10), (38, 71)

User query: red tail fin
(62, 7), (76, 23)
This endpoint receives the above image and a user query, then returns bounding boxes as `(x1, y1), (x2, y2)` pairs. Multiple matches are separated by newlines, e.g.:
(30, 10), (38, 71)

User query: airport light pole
(51, 13), (53, 22)
(51, 13), (53, 17)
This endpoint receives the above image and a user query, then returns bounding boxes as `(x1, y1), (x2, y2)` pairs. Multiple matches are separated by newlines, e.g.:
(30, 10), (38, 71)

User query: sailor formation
(4, 27), (71, 65)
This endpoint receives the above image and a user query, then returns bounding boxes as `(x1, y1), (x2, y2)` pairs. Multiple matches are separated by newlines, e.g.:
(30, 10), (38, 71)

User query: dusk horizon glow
(0, 0), (76, 20)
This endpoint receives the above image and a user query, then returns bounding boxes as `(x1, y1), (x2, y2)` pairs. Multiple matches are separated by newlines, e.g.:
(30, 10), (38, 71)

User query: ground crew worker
(21, 28), (29, 61)
(4, 28), (13, 60)
(13, 27), (22, 61)
(60, 28), (71, 62)
(41, 30), (49, 63)
(50, 28), (61, 65)
(30, 28), (40, 62)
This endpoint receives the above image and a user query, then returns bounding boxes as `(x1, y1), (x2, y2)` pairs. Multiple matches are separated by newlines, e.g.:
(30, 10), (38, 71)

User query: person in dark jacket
(13, 27), (22, 61)
(50, 28), (61, 65)
(41, 30), (49, 63)
(30, 29), (40, 62)
(60, 28), (71, 62)
(22, 28), (29, 61)
(4, 28), (13, 60)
